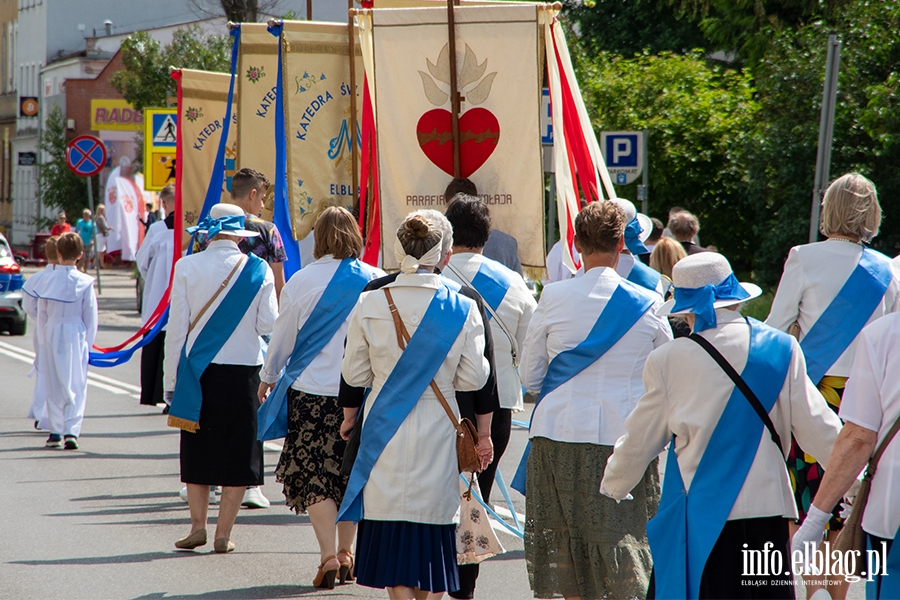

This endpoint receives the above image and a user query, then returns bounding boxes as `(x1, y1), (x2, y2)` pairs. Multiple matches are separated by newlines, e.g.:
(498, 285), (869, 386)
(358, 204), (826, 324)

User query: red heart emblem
(416, 107), (500, 178)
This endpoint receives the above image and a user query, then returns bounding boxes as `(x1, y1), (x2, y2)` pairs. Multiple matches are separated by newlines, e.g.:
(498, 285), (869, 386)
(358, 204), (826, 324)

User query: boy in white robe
(30, 233), (98, 449)
(22, 236), (59, 429)
(136, 184), (176, 409)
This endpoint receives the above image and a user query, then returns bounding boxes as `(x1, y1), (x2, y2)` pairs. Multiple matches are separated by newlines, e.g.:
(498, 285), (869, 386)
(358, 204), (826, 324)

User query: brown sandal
(338, 548), (355, 584)
(313, 555), (339, 589)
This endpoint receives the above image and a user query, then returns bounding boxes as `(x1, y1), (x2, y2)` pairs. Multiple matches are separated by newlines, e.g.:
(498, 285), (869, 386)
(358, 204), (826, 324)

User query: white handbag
(456, 476), (505, 565)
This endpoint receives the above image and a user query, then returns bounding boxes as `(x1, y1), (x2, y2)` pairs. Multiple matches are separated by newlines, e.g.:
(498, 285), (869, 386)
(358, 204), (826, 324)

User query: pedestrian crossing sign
(143, 108), (178, 191)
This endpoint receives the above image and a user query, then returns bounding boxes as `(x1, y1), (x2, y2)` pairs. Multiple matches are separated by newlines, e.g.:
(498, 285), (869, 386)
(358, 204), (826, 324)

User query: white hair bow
(394, 234), (443, 275)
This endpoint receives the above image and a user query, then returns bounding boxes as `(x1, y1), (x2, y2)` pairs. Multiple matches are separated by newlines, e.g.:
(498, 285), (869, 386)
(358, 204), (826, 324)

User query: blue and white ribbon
(624, 216), (649, 255)
(670, 273), (749, 332)
(186, 214), (247, 240)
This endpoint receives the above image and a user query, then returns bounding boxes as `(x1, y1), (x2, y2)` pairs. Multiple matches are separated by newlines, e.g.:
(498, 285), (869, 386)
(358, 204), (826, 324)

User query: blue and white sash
(510, 280), (656, 495)
(257, 259), (375, 441)
(627, 259), (662, 294)
(337, 285), (470, 523)
(648, 320), (792, 599)
(470, 258), (514, 319)
(800, 247), (892, 384)
(168, 254), (268, 431)
(867, 527), (900, 599)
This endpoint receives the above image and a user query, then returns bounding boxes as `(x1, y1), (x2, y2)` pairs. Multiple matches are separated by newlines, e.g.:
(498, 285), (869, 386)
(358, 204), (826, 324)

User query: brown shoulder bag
(833, 416), (900, 575)
(383, 288), (482, 476)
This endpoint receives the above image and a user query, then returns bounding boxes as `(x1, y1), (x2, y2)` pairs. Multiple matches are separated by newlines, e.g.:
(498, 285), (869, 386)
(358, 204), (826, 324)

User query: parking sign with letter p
(600, 131), (643, 185)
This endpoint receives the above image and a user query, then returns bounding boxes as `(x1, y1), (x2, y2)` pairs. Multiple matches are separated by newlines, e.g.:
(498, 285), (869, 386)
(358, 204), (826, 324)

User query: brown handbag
(833, 416), (900, 575)
(383, 288), (482, 475)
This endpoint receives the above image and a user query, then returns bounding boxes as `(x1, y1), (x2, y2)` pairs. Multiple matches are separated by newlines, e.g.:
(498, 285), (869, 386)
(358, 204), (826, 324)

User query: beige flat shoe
(214, 538), (235, 553)
(174, 529), (207, 549)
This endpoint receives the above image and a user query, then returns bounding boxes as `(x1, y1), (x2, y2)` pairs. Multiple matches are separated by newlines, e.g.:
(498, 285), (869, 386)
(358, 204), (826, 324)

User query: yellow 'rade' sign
(143, 107), (178, 191)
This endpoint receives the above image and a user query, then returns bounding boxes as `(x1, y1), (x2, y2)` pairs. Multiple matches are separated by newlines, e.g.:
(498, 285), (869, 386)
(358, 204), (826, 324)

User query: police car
(0, 232), (26, 335)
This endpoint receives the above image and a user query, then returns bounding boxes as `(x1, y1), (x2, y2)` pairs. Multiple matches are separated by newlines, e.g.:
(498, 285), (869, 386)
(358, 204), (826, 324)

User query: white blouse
(445, 252), (536, 411)
(260, 255), (384, 396)
(341, 273), (489, 524)
(602, 309), (843, 520)
(164, 240), (277, 392)
(840, 314), (900, 539)
(767, 239), (900, 378)
(521, 267), (672, 446)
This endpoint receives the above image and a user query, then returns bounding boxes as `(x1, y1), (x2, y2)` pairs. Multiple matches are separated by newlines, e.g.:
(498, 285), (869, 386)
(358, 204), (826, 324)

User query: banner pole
(307, 0), (313, 20)
(348, 0), (360, 214)
(447, 0), (461, 178)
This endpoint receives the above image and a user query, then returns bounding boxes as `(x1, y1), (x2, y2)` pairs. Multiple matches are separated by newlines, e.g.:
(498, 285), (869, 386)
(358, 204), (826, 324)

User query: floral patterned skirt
(275, 389), (348, 514)
(789, 375), (846, 530)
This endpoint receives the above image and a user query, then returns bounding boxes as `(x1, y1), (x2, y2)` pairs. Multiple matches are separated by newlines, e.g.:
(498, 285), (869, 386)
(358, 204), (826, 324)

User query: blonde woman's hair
(820, 173), (881, 242)
(313, 206), (363, 260)
(649, 236), (688, 279)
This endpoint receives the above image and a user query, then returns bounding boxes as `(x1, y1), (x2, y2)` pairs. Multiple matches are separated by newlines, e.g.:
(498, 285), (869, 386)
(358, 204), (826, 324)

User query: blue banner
(268, 22), (302, 279)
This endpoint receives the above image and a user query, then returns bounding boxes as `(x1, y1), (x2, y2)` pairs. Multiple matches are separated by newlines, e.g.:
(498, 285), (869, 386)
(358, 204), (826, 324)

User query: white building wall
(11, 0), (46, 244)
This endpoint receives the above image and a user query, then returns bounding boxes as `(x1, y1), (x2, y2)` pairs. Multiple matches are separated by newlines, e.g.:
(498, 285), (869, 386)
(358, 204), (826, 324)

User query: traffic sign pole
(87, 176), (102, 294)
(66, 135), (107, 294)
(638, 129), (649, 215)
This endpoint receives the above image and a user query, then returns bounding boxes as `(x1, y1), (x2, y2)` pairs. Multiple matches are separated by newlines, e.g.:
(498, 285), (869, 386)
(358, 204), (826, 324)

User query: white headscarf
(394, 233), (443, 275)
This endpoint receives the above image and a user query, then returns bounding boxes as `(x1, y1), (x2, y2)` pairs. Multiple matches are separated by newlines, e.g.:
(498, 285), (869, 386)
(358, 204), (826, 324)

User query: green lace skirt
(525, 438), (660, 600)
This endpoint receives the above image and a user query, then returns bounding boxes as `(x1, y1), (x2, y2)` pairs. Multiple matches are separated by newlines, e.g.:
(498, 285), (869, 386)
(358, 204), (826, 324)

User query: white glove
(598, 482), (633, 503)
(839, 501), (853, 520)
(792, 505), (831, 574)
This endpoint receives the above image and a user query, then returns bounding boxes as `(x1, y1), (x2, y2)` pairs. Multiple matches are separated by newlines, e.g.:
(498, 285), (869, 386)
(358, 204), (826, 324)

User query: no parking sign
(66, 135), (107, 178)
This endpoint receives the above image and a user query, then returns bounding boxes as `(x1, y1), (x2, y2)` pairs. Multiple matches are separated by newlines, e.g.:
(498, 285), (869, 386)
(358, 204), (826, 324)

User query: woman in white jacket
(339, 214), (491, 599)
(767, 173), (900, 600)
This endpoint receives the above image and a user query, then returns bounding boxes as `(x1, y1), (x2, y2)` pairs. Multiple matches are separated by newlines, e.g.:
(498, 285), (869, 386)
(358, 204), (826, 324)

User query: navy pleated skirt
(355, 519), (459, 593)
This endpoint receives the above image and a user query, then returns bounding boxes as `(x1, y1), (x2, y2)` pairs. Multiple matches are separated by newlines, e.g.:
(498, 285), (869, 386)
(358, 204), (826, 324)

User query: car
(0, 233), (27, 335)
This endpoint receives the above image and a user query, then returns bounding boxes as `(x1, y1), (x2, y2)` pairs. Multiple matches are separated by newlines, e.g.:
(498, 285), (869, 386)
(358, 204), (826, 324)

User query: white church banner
(371, 4), (545, 268)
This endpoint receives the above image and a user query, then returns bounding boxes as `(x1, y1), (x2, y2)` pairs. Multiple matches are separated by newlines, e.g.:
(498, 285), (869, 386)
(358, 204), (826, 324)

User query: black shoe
(162, 405), (170, 415)
(45, 434), (63, 449)
(34, 420), (39, 430)
(64, 436), (79, 450)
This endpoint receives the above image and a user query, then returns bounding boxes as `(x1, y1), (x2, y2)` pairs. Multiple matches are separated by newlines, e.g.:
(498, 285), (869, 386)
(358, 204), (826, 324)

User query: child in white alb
(25, 233), (98, 449)
(22, 236), (59, 430)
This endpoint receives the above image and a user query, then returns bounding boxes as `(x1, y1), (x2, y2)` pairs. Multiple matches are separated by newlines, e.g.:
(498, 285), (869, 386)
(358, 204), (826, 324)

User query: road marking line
(0, 341), (141, 399)
(493, 504), (526, 524)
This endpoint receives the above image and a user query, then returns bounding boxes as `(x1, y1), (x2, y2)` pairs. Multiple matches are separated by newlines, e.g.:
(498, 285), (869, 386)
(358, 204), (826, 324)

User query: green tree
(111, 26), (231, 111)
(577, 51), (760, 273)
(670, 0), (849, 65)
(745, 1), (900, 286)
(38, 106), (99, 228)
(563, 0), (709, 57)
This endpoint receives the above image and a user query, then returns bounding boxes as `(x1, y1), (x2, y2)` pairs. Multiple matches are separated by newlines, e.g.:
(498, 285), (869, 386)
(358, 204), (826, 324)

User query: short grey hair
(409, 209), (453, 261)
(667, 211), (700, 241)
(820, 173), (881, 242)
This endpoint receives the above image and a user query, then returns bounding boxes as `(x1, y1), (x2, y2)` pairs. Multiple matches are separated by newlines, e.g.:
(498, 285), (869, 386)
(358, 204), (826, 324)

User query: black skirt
(139, 331), (166, 406)
(648, 516), (794, 600)
(180, 363), (264, 487)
